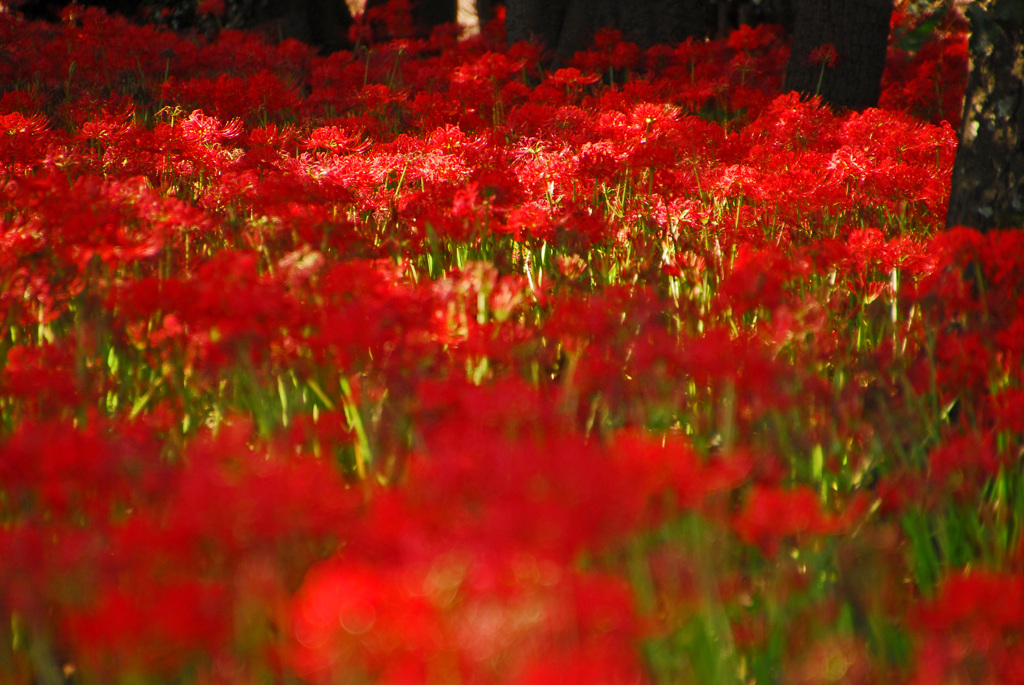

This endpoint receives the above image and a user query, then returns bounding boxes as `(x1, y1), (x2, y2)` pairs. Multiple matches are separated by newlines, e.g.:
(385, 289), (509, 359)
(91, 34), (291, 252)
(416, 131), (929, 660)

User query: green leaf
(897, 10), (947, 54)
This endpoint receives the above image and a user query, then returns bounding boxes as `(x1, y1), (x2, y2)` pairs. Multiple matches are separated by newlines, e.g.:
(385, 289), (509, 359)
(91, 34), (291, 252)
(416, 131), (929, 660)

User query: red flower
(196, 0), (225, 16)
(911, 571), (1024, 685)
(66, 580), (230, 676)
(926, 431), (1003, 500)
(809, 43), (839, 69)
(727, 24), (778, 52)
(732, 484), (863, 556)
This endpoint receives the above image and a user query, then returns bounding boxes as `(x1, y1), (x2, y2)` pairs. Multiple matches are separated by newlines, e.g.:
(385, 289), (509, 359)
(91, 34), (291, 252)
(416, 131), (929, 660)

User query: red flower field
(1, 2), (1021, 683)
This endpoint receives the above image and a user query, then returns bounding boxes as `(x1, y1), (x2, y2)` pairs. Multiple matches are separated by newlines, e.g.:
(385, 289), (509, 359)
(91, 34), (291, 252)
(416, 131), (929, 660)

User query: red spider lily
(741, 91), (841, 152)
(1, 9), (1021, 684)
(720, 95), (956, 233)
(80, 113), (242, 185)
(395, 379), (751, 556)
(911, 570), (1024, 685)
(302, 125), (369, 153)
(809, 43), (839, 69)
(288, 374), (744, 681)
(302, 259), (445, 374)
(355, 0), (417, 43)
(0, 111), (54, 175)
(452, 51), (528, 87)
(0, 88), (46, 115)
(839, 228), (932, 288)
(65, 580), (231, 677)
(732, 484), (866, 557)
(0, 416), (171, 654)
(727, 24), (778, 53)
(571, 28), (640, 75)
(835, 108), (957, 220)
(0, 171), (191, 285)
(187, 28), (313, 79)
(177, 109), (243, 146)
(513, 643), (646, 685)
(76, 104), (136, 152)
(234, 122), (300, 173)
(0, 419), (360, 681)
(717, 243), (812, 316)
(162, 72), (301, 123)
(926, 431), (1003, 500)
(109, 250), (305, 373)
(290, 558), (644, 685)
(505, 202), (556, 242)
(766, 295), (828, 354)
(0, 416), (163, 523)
(547, 67), (601, 90)
(905, 229), (1024, 403)
(0, 344), (81, 422)
(150, 420), (359, 560)
(304, 51), (369, 115)
(289, 561), (443, 683)
(882, 3), (969, 126)
(930, 330), (998, 400)
(0, 6), (181, 100)
(196, 0), (225, 17)
(991, 388), (1024, 434)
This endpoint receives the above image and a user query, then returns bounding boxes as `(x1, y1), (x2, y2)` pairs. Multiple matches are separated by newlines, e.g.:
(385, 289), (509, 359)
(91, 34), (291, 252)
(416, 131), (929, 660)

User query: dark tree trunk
(249, 0), (355, 53)
(716, 0), (790, 37)
(946, 0), (1024, 231)
(19, 0), (356, 53)
(751, 0), (795, 35)
(783, 0), (892, 111)
(19, 0), (145, 21)
(279, 0), (355, 53)
(305, 0), (355, 52)
(364, 0), (458, 38)
(475, 0), (498, 28)
(505, 0), (570, 59)
(617, 0), (715, 50)
(505, 0), (714, 66)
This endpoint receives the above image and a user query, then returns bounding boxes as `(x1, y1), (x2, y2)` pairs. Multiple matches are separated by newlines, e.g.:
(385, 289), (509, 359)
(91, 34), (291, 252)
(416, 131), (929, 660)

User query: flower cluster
(1, 4), (1021, 685)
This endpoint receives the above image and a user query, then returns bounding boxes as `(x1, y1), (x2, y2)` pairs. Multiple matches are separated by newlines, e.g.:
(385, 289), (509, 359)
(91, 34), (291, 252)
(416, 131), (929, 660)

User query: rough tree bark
(946, 0), (1024, 231)
(783, 0), (892, 111)
(505, 0), (714, 66)
(255, 0), (355, 53)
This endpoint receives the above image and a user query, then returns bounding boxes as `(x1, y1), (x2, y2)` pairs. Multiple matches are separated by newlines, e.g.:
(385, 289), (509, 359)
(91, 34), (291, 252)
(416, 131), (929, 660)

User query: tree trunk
(752, 0), (795, 35)
(475, 0), (497, 28)
(783, 0), (892, 111)
(505, 0), (713, 66)
(617, 0), (715, 50)
(302, 0), (356, 53)
(946, 0), (1024, 231)
(364, 0), (458, 38)
(19, 0), (146, 21)
(248, 0), (354, 53)
(505, 0), (570, 59)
